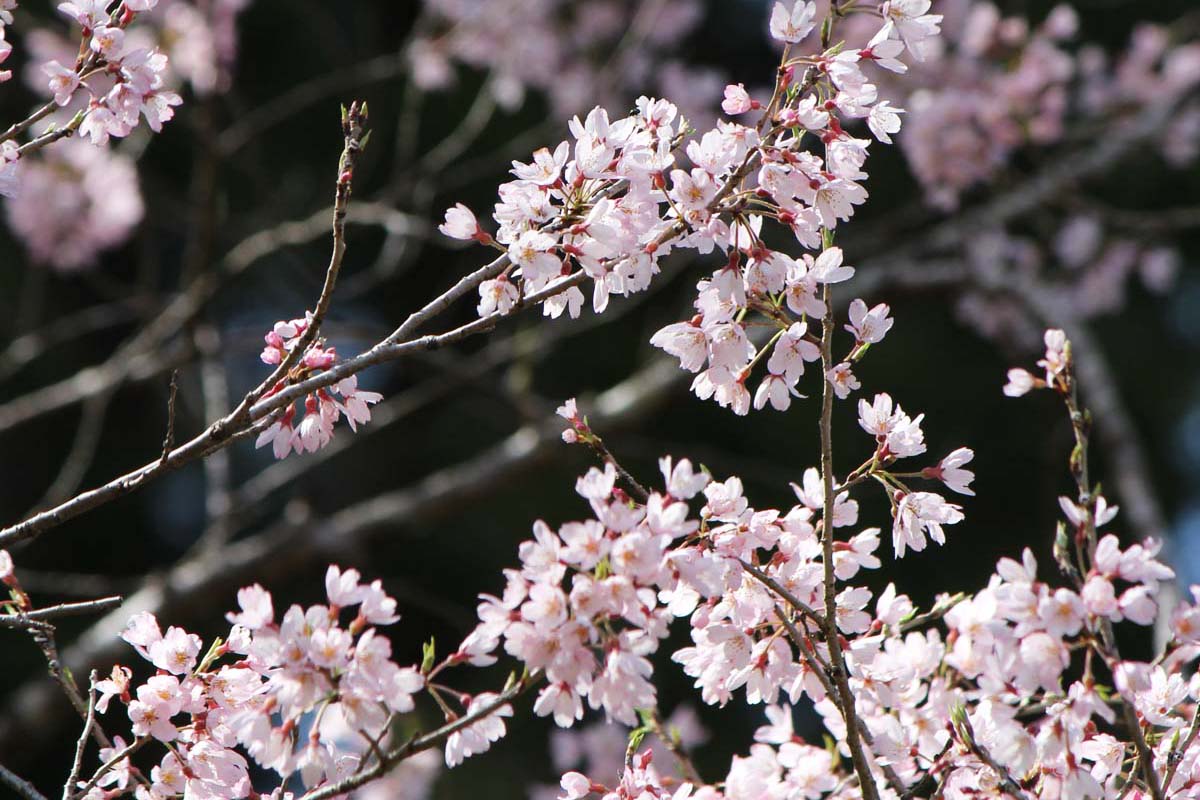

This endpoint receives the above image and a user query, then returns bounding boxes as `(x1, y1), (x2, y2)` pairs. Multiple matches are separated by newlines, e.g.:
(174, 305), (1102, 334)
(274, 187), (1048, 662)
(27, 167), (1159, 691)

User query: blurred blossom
(352, 748), (440, 800)
(1054, 215), (1103, 271)
(4, 0), (252, 272)
(408, 0), (720, 117)
(1140, 247), (1181, 293)
(819, 0), (1200, 209)
(5, 139), (143, 271)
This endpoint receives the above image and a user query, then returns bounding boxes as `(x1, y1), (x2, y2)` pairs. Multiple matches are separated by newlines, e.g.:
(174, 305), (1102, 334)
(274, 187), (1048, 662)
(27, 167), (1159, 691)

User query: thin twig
(645, 708), (703, 784)
(241, 101), (369, 407)
(70, 736), (148, 800)
(742, 561), (827, 628)
(25, 624), (113, 756)
(18, 597), (123, 622)
(897, 593), (967, 635)
(61, 672), (97, 800)
(818, 281), (879, 800)
(159, 370), (180, 465)
(583, 432), (651, 503)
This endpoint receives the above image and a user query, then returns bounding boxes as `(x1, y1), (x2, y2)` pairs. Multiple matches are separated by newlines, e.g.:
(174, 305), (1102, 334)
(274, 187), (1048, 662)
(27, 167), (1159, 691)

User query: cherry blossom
(254, 313), (383, 459)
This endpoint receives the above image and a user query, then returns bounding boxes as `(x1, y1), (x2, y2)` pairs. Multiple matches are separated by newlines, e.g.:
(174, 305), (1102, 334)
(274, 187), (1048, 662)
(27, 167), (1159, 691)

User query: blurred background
(0, 0), (1198, 796)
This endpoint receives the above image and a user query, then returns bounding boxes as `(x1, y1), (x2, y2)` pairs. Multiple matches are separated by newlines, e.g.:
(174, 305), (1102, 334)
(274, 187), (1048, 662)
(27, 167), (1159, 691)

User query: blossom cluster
(1, 0), (250, 268)
(254, 312), (383, 459)
(540, 348), (1195, 800)
(441, 93), (716, 324)
(440, 0), (938, 415)
(50, 0), (181, 144)
(72, 566), (423, 800)
(449, 369), (972, 741)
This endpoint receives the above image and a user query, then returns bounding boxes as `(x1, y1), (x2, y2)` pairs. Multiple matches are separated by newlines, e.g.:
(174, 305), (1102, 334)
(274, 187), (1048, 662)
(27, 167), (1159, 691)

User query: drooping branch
(817, 282), (879, 800)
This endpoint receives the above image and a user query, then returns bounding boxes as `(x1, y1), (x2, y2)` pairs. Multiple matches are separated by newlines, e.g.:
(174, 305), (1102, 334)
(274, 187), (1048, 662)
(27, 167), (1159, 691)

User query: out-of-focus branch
(0, 299), (152, 383)
(218, 51), (406, 156)
(0, 761), (47, 800)
(0, 202), (425, 436)
(195, 325), (234, 552)
(27, 389), (114, 515)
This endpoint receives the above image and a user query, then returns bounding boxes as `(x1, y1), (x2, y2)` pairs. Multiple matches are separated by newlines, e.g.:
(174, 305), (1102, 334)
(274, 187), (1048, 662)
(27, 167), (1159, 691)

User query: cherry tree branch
(60, 672), (97, 800)
(817, 281), (879, 800)
(0, 359), (680, 759)
(0, 597), (123, 627)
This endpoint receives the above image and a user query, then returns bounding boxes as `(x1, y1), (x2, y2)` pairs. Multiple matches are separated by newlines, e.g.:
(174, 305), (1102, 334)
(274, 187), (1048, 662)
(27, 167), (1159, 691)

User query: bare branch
(159, 370), (180, 465)
(18, 597), (124, 623)
(61, 672), (97, 800)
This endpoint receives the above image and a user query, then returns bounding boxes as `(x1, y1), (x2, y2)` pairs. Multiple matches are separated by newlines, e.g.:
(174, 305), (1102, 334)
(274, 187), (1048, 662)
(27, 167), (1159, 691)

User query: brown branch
(159, 370), (180, 465)
(61, 672), (97, 800)
(69, 736), (148, 800)
(645, 708), (702, 785)
(17, 597), (123, 623)
(0, 359), (680, 760)
(818, 281), (879, 800)
(240, 101), (369, 407)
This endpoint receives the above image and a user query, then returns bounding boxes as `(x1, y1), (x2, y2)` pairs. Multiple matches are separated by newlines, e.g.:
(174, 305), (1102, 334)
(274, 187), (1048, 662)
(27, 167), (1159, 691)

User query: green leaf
(421, 637), (436, 673)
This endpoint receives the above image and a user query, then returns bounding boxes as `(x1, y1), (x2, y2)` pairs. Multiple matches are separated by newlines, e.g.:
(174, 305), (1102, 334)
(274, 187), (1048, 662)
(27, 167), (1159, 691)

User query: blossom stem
(774, 606), (909, 797)
(645, 708), (703, 785)
(582, 430), (650, 504)
(1061, 354), (1164, 800)
(1160, 702), (1200, 792)
(818, 281), (879, 800)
